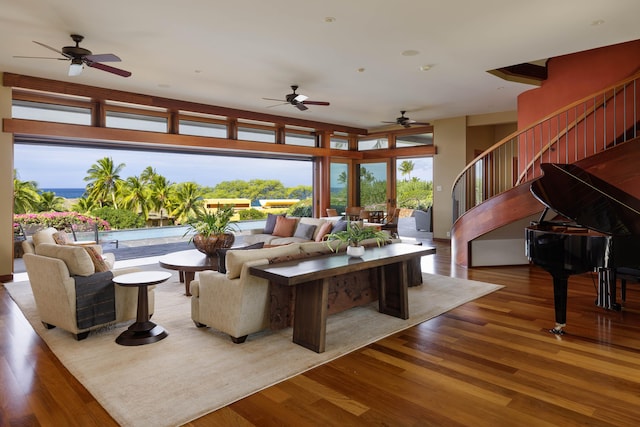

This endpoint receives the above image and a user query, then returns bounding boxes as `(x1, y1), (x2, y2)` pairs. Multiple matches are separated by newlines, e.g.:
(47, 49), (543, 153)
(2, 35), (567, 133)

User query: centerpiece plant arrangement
(184, 204), (239, 256)
(325, 220), (389, 257)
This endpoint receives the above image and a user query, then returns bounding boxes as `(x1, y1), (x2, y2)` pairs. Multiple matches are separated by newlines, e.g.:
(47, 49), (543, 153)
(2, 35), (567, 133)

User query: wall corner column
(0, 75), (14, 281)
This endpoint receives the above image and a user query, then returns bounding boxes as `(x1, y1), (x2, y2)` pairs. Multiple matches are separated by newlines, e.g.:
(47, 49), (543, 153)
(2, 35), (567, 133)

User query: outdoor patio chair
(380, 208), (400, 238)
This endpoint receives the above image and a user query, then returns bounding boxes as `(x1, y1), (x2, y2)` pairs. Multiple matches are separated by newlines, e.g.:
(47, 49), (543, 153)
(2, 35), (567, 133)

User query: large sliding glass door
(329, 162), (349, 213)
(396, 157), (433, 209)
(357, 161), (388, 211)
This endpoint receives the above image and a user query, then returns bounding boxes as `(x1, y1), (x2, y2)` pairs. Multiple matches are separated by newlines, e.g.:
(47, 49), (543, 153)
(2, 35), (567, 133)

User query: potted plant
(184, 204), (238, 256)
(325, 220), (389, 257)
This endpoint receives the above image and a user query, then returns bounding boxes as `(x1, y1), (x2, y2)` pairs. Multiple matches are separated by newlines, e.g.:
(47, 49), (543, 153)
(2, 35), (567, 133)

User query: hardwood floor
(3, 240), (640, 426)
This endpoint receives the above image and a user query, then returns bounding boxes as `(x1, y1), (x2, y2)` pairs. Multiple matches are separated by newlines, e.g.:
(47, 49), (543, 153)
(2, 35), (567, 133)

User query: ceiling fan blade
(295, 103), (308, 111)
(265, 102), (288, 108)
(85, 53), (121, 63)
(86, 61), (132, 77)
(13, 55), (67, 60)
(33, 40), (69, 58)
(262, 97), (286, 102)
(301, 101), (330, 106)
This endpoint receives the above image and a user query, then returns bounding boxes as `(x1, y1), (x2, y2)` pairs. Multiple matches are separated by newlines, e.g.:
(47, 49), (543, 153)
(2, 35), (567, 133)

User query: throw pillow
(272, 216), (297, 237)
(331, 220), (348, 233)
(293, 222), (316, 240)
(52, 231), (71, 245)
(315, 222), (333, 242)
(216, 242), (265, 274)
(83, 245), (111, 273)
(263, 213), (286, 234)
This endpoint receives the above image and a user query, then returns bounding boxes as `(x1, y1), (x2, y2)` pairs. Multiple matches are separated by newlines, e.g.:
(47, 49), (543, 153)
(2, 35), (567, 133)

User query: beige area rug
(4, 270), (502, 427)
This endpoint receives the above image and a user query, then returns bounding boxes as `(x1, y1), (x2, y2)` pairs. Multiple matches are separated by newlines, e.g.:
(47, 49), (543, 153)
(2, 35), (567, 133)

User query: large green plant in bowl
(325, 221), (388, 257)
(184, 204), (238, 256)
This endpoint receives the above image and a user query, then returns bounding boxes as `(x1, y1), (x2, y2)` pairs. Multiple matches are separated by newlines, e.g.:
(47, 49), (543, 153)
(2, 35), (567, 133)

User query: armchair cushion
(216, 242), (265, 274)
(32, 227), (58, 247)
(35, 243), (95, 276)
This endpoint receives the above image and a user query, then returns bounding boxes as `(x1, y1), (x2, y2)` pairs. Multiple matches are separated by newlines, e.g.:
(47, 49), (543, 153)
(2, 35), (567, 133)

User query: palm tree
(84, 157), (125, 208)
(140, 166), (158, 185)
(336, 171), (348, 185)
(122, 176), (151, 221)
(71, 197), (99, 214)
(149, 174), (173, 226)
(399, 160), (415, 181)
(13, 170), (40, 214)
(38, 191), (65, 212)
(171, 182), (205, 224)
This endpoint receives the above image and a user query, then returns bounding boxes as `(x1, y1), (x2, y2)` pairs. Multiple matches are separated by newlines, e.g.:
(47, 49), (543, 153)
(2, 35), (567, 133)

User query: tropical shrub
(239, 208), (266, 220)
(13, 211), (110, 232)
(91, 207), (145, 229)
(288, 199), (312, 217)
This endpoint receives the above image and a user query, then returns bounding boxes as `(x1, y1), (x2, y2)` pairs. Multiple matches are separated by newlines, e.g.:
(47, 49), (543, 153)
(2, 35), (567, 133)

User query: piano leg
(551, 274), (568, 335)
(597, 268), (622, 311)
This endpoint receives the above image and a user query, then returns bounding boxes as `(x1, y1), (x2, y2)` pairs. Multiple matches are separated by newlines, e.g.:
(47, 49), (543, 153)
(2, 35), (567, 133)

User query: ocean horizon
(41, 188), (86, 199)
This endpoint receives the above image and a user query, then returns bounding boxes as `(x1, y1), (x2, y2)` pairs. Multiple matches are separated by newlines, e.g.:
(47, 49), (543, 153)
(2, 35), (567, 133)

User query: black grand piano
(525, 163), (640, 334)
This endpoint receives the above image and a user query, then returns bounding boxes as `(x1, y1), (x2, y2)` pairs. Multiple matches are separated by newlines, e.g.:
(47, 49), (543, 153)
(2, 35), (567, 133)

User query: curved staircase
(452, 72), (640, 267)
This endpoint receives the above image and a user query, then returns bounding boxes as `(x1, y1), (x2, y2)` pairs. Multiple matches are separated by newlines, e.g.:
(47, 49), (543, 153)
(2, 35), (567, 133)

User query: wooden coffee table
(158, 249), (218, 296)
(113, 271), (171, 346)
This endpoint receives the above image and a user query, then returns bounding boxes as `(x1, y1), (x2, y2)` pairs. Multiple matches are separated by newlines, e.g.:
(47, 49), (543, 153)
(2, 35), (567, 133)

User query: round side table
(113, 271), (172, 346)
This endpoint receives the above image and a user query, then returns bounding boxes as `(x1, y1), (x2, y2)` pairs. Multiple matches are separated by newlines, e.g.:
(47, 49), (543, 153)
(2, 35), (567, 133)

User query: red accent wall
(517, 39), (640, 128)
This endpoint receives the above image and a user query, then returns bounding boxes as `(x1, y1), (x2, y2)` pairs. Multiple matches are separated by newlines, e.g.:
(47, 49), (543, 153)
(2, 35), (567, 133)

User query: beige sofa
(21, 228), (153, 340)
(242, 216), (340, 246)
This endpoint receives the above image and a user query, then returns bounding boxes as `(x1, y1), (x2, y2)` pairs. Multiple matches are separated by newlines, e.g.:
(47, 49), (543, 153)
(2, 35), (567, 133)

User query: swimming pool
(97, 220), (266, 242)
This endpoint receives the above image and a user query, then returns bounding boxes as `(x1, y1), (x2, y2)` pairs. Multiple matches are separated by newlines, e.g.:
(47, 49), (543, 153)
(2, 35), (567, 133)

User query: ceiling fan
(263, 85), (330, 111)
(382, 111), (430, 128)
(13, 34), (131, 78)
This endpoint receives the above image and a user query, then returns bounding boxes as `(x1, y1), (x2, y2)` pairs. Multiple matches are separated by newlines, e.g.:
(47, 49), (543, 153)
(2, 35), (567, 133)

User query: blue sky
(14, 144), (432, 189)
(14, 144), (313, 189)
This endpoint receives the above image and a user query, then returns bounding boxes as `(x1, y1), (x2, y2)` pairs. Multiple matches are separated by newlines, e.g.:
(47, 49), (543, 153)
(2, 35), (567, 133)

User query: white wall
(431, 116), (467, 240)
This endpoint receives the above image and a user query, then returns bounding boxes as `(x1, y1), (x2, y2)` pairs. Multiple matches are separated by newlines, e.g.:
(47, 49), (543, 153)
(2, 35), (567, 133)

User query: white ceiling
(2, 0), (640, 132)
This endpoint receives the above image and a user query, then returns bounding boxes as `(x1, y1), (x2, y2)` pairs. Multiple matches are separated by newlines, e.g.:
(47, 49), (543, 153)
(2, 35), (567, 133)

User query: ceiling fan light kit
(68, 58), (83, 76)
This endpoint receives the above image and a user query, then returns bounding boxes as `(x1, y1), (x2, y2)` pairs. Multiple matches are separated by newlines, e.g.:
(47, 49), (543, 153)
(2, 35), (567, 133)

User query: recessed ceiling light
(402, 50), (420, 57)
(419, 65), (432, 72)
(591, 19), (605, 26)
(357, 67), (366, 73)
(325, 17), (336, 23)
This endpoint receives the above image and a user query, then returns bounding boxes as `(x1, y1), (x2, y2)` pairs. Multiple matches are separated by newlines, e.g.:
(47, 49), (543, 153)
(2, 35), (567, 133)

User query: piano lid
(530, 163), (640, 236)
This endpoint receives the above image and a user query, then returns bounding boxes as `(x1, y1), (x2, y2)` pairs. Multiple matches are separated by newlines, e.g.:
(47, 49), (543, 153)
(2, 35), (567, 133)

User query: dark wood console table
(249, 243), (435, 353)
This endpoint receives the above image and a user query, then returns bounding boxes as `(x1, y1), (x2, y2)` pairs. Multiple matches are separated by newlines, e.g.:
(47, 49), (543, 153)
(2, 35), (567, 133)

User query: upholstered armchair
(190, 244), (301, 343)
(22, 241), (153, 340)
(413, 207), (432, 232)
